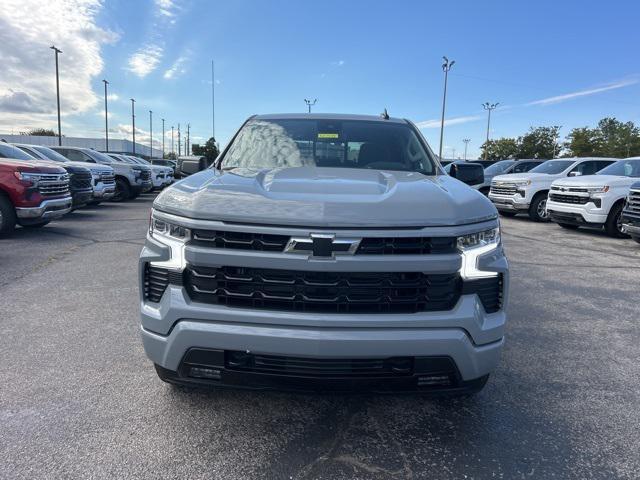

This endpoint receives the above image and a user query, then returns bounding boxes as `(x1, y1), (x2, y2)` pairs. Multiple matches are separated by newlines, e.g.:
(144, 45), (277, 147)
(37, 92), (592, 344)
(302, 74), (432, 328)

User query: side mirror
(450, 163), (484, 186)
(179, 157), (207, 176)
(568, 171), (582, 177)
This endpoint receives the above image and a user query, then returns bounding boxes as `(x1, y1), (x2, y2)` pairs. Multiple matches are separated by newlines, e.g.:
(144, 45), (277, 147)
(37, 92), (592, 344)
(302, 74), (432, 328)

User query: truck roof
(253, 113), (408, 124)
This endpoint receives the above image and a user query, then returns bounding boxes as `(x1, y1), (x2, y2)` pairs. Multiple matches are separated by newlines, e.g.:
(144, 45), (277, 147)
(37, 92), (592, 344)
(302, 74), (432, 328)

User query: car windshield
(0, 143), (35, 160)
(485, 160), (515, 174)
(597, 159), (640, 177)
(32, 146), (70, 163)
(84, 150), (115, 164)
(529, 160), (574, 174)
(221, 118), (437, 174)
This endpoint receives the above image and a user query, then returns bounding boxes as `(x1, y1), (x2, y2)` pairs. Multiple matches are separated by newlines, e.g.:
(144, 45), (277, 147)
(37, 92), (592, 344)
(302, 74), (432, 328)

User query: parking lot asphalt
(1, 194), (639, 480)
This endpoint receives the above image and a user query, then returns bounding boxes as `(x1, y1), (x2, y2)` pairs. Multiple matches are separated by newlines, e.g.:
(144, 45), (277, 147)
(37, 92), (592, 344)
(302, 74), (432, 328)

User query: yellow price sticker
(318, 133), (339, 139)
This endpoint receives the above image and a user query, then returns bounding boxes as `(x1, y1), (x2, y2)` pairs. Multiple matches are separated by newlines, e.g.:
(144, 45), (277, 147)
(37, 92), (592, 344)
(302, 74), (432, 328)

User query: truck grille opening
(184, 266), (461, 314)
(189, 229), (457, 255)
(462, 276), (503, 314)
(625, 190), (640, 216)
(37, 173), (70, 197)
(490, 184), (517, 196)
(140, 170), (151, 181)
(143, 264), (183, 302)
(70, 172), (93, 190)
(549, 193), (589, 205)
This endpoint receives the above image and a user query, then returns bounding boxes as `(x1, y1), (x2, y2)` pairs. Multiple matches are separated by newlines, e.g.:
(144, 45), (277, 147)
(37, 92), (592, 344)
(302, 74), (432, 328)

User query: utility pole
(102, 79), (109, 152)
(161, 118), (165, 158)
(177, 123), (181, 157)
(438, 56), (455, 161)
(149, 110), (153, 158)
(131, 98), (136, 154)
(186, 123), (190, 155)
(211, 60), (215, 140)
(171, 126), (174, 155)
(50, 46), (63, 145)
(184, 136), (187, 156)
(304, 98), (317, 113)
(482, 102), (499, 160)
(463, 138), (471, 161)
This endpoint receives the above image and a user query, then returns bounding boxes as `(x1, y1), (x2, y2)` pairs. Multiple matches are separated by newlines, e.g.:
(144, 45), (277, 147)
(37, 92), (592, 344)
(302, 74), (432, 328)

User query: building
(0, 134), (163, 159)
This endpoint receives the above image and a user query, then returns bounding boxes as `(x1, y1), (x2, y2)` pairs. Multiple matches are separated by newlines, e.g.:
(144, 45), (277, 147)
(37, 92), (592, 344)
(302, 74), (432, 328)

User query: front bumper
(93, 183), (116, 199)
(621, 211), (640, 235)
(488, 194), (530, 212)
(140, 180), (153, 193)
(71, 189), (94, 207)
(546, 200), (607, 224)
(15, 196), (72, 220)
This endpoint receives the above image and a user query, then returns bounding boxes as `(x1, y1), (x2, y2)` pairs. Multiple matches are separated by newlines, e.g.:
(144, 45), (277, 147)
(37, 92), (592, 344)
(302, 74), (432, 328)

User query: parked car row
(0, 143), (173, 235)
(486, 156), (640, 238)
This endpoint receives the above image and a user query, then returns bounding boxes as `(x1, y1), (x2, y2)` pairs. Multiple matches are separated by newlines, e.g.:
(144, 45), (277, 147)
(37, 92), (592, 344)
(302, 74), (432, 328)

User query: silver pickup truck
(139, 113), (509, 395)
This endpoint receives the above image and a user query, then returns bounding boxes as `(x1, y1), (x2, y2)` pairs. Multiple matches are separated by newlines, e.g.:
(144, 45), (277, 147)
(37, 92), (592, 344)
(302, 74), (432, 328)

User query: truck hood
(154, 167), (498, 227)
(552, 175), (639, 188)
(66, 161), (112, 175)
(492, 172), (555, 184)
(0, 158), (67, 174)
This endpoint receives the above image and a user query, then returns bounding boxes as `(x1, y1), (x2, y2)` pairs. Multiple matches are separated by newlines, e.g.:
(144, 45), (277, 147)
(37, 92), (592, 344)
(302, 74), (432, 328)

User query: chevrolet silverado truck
(547, 158), (640, 237)
(489, 157), (617, 221)
(123, 155), (173, 189)
(52, 147), (152, 201)
(140, 113), (509, 395)
(105, 154), (155, 195)
(15, 144), (116, 205)
(621, 181), (640, 243)
(0, 158), (72, 235)
(11, 143), (95, 208)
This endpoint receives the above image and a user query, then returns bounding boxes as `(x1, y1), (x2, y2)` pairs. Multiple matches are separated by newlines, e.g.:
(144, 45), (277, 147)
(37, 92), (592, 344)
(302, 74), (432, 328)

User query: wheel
(499, 211), (517, 218)
(529, 193), (550, 222)
(557, 223), (579, 230)
(20, 220), (50, 228)
(604, 203), (629, 238)
(111, 178), (131, 202)
(632, 235), (640, 244)
(0, 195), (17, 236)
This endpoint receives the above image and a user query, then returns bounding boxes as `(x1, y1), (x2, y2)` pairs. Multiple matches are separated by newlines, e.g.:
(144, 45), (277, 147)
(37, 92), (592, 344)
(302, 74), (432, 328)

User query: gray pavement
(1, 194), (639, 479)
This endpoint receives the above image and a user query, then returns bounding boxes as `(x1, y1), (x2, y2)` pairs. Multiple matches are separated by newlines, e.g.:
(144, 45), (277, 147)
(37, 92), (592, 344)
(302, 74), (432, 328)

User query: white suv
(489, 157), (617, 221)
(546, 158), (640, 237)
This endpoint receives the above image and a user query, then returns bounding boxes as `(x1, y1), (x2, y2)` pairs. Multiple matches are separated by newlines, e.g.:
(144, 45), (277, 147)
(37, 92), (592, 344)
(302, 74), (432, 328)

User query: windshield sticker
(318, 133), (339, 139)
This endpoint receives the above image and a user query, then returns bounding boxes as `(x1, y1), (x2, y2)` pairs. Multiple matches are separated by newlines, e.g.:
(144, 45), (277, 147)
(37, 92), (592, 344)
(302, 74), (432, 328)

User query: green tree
(479, 138), (519, 160)
(564, 127), (599, 157)
(199, 137), (219, 163)
(595, 117), (640, 157)
(517, 126), (561, 159)
(20, 128), (56, 136)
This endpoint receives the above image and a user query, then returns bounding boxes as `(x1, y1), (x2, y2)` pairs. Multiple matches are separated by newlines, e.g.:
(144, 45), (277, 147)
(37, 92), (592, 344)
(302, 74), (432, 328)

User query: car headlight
(513, 180), (531, 187)
(148, 213), (190, 270)
(14, 171), (42, 187)
(586, 186), (609, 195)
(457, 227), (500, 279)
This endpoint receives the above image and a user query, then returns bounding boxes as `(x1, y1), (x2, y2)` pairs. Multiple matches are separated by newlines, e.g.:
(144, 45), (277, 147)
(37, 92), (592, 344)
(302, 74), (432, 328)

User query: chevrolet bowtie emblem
(284, 234), (361, 258)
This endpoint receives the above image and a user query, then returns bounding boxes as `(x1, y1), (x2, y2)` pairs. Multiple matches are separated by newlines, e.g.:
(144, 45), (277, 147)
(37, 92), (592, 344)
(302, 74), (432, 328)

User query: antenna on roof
(380, 108), (389, 120)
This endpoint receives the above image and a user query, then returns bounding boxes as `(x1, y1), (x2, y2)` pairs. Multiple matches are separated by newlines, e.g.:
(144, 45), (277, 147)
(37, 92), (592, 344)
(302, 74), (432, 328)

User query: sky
(1, 0), (639, 159)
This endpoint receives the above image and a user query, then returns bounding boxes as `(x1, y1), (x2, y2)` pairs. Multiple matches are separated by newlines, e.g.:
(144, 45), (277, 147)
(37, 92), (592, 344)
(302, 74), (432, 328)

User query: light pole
(463, 138), (470, 161)
(211, 60), (215, 140)
(50, 46), (63, 145)
(102, 79), (109, 152)
(177, 123), (181, 157)
(161, 118), (165, 158)
(438, 56), (455, 161)
(131, 98), (136, 154)
(186, 123), (190, 155)
(482, 102), (499, 160)
(171, 126), (174, 155)
(304, 98), (317, 113)
(149, 110), (153, 158)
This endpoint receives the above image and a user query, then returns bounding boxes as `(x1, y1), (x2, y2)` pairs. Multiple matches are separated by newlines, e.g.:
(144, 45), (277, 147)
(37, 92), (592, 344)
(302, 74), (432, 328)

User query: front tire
(605, 203), (628, 238)
(0, 195), (17, 236)
(529, 193), (550, 222)
(111, 178), (131, 202)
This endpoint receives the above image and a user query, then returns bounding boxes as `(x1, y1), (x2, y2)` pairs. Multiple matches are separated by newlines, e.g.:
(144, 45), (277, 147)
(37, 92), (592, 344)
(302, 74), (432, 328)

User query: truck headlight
(457, 227), (500, 279)
(587, 186), (609, 196)
(513, 180), (531, 186)
(14, 171), (41, 187)
(148, 213), (190, 270)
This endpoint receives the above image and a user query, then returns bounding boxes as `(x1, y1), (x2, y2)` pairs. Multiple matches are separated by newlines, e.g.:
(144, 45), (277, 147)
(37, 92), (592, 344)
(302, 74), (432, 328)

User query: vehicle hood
(492, 172), (557, 184)
(552, 175), (638, 188)
(0, 158), (68, 174)
(154, 167), (498, 227)
(68, 161), (112, 175)
(59, 162), (92, 175)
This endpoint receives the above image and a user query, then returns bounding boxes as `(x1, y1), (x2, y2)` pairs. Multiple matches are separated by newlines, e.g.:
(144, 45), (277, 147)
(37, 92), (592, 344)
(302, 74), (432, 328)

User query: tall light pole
(211, 60), (215, 141)
(177, 123), (181, 157)
(131, 98), (136, 154)
(50, 46), (63, 145)
(171, 126), (174, 155)
(438, 56), (455, 161)
(186, 123), (190, 155)
(482, 102), (499, 160)
(102, 79), (109, 152)
(463, 138), (470, 161)
(161, 118), (165, 158)
(149, 110), (153, 158)
(304, 98), (317, 113)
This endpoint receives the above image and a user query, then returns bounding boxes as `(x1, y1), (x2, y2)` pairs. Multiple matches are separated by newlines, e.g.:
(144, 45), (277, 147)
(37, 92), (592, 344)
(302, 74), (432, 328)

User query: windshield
(33, 146), (70, 163)
(84, 149), (115, 164)
(221, 119), (436, 174)
(529, 160), (574, 175)
(0, 143), (35, 160)
(485, 160), (515, 175)
(597, 159), (640, 177)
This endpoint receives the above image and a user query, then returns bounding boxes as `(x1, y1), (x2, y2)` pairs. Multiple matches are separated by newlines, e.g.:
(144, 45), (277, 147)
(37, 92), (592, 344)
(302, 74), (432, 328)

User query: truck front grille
(37, 173), (70, 197)
(185, 266), (461, 314)
(549, 193), (589, 205)
(625, 190), (640, 216)
(70, 172), (93, 190)
(143, 265), (183, 302)
(490, 184), (517, 196)
(140, 170), (151, 181)
(189, 229), (457, 255)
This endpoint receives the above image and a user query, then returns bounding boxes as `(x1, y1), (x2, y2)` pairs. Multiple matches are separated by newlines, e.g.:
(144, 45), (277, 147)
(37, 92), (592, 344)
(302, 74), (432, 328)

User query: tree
(517, 126), (561, 159)
(196, 137), (220, 163)
(479, 138), (519, 160)
(20, 128), (56, 136)
(564, 127), (599, 157)
(564, 118), (640, 158)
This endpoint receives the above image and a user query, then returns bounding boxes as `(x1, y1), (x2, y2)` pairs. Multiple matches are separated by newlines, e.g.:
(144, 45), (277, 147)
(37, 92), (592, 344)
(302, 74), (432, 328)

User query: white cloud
(163, 52), (190, 80)
(526, 79), (638, 106)
(127, 44), (163, 78)
(0, 0), (118, 132)
(416, 115), (483, 129)
(107, 93), (119, 101)
(155, 0), (178, 17)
